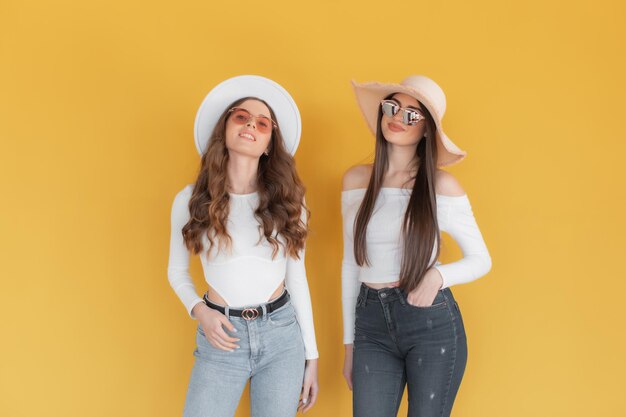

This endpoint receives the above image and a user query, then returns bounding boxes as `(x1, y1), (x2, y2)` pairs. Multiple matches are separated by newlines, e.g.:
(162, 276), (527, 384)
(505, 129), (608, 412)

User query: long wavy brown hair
(353, 94), (439, 292)
(182, 97), (308, 259)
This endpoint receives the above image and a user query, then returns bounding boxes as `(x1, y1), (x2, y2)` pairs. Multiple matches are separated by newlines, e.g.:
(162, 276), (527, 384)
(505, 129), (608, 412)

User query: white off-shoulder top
(341, 188), (492, 344)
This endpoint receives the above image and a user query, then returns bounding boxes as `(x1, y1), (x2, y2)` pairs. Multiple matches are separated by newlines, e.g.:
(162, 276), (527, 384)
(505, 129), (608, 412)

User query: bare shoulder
(435, 170), (466, 196)
(342, 164), (372, 191)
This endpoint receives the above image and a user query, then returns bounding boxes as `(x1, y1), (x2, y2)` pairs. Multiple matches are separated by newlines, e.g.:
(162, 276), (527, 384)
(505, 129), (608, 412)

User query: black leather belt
(203, 290), (290, 320)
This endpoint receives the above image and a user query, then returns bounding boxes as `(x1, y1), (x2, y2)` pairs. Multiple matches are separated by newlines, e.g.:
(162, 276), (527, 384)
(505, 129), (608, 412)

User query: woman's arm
(167, 185), (239, 351)
(432, 171), (492, 288)
(285, 250), (319, 360)
(341, 165), (369, 345)
(285, 204), (320, 410)
(167, 185), (204, 317)
(341, 166), (370, 390)
(341, 195), (361, 345)
(285, 202), (319, 361)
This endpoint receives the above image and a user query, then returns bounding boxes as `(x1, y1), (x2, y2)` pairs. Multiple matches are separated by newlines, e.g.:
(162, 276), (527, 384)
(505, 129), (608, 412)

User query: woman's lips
(388, 122), (405, 132)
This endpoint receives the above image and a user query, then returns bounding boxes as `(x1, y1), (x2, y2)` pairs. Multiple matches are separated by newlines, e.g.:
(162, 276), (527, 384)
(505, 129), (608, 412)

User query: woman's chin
(225, 145), (264, 160)
(382, 131), (421, 147)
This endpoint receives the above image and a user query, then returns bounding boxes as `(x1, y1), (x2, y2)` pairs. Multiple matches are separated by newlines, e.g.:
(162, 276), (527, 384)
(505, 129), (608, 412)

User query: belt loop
(362, 285), (369, 307)
(224, 306), (230, 318)
(394, 287), (407, 306)
(441, 287), (451, 305)
(261, 304), (268, 321)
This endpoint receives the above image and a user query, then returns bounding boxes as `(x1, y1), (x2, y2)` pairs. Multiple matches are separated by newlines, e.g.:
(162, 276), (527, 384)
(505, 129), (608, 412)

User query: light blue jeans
(182, 300), (306, 417)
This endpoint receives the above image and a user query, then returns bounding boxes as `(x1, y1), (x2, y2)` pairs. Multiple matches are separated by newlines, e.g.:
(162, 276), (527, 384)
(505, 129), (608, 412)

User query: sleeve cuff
(305, 350), (319, 360)
(432, 265), (450, 289)
(187, 298), (204, 319)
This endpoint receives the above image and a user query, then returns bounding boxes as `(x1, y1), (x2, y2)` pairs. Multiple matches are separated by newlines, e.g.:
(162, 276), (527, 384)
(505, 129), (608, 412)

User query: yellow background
(1, 0), (625, 416)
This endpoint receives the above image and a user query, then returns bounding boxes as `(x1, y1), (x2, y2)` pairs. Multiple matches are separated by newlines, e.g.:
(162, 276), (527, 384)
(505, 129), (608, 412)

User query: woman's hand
(192, 303), (240, 351)
(298, 358), (319, 413)
(343, 344), (353, 390)
(406, 269), (443, 307)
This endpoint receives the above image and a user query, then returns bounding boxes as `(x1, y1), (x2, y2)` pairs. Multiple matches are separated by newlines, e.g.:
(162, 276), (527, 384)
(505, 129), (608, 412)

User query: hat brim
(194, 75), (301, 156)
(351, 80), (466, 167)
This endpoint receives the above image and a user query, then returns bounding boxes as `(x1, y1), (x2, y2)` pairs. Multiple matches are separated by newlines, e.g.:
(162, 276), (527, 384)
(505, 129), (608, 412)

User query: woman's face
(224, 99), (274, 158)
(380, 93), (427, 146)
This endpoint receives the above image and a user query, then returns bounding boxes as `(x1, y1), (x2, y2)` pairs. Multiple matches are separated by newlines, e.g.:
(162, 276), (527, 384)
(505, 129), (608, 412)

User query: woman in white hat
(168, 75), (318, 417)
(341, 75), (492, 417)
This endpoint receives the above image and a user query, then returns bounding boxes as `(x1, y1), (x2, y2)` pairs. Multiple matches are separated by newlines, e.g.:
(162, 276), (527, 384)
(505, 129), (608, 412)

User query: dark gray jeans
(352, 284), (467, 417)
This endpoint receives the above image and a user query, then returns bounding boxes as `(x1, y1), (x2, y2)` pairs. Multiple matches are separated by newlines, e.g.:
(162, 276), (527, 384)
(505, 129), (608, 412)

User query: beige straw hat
(352, 75), (466, 166)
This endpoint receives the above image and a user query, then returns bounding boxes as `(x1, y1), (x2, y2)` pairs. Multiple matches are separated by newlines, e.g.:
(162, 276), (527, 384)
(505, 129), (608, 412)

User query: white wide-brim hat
(352, 75), (466, 166)
(194, 75), (302, 155)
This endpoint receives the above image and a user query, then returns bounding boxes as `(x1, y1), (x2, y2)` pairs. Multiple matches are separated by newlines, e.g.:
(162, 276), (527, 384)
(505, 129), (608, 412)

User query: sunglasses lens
(255, 117), (273, 134)
(402, 109), (422, 126)
(231, 109), (250, 125)
(381, 101), (398, 117)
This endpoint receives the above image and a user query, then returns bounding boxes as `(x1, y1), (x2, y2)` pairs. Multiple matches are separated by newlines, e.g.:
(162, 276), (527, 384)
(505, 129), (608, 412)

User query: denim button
(380, 292), (387, 298)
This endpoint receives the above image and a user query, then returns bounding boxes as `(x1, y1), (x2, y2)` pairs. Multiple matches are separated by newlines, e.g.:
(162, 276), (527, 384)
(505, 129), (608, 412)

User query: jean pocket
(194, 325), (214, 357)
(268, 303), (297, 327)
(404, 290), (447, 310)
(355, 292), (366, 308)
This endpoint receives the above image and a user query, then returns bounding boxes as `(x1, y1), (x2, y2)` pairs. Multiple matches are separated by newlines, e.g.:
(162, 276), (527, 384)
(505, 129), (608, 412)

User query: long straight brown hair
(182, 97), (308, 260)
(353, 94), (439, 292)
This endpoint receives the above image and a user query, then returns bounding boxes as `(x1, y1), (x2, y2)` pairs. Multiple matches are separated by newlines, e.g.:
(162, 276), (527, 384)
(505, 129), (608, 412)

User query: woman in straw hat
(341, 75), (492, 417)
(168, 75), (318, 417)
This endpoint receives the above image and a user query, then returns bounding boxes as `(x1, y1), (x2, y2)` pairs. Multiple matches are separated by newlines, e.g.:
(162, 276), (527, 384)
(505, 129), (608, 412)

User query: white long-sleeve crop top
(168, 185), (319, 359)
(341, 188), (492, 344)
